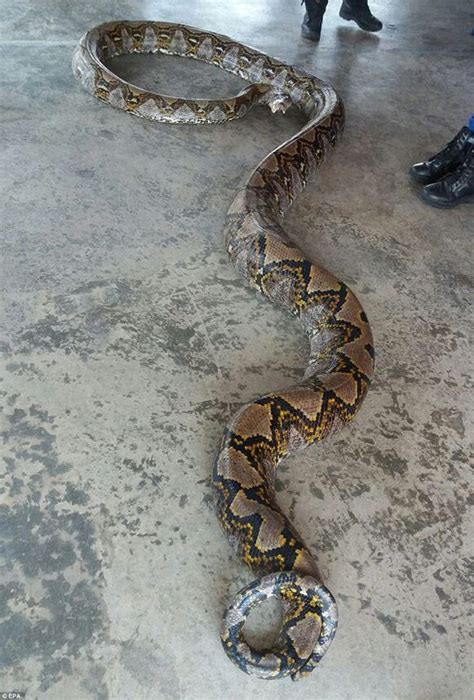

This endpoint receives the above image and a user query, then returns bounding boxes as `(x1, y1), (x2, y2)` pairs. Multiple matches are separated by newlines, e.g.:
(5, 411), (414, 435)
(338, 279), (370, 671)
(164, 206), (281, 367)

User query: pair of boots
(409, 120), (474, 208)
(302, 0), (383, 41)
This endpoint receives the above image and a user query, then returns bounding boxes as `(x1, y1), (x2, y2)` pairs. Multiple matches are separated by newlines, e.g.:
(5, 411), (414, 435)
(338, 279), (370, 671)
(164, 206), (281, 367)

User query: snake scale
(73, 20), (374, 681)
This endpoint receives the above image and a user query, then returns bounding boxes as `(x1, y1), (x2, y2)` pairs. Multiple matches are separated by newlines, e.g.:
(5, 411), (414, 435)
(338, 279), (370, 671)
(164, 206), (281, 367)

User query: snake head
(262, 89), (293, 114)
(249, 84), (293, 114)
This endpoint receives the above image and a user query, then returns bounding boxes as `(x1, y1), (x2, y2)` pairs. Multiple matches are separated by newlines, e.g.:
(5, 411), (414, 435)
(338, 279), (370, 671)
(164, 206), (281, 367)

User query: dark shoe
(301, 0), (328, 41)
(339, 0), (383, 32)
(410, 126), (472, 185)
(421, 146), (474, 208)
(301, 12), (323, 40)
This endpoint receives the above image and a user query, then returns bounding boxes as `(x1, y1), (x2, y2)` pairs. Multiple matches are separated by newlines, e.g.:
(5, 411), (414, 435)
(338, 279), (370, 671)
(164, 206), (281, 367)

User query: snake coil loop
(221, 572), (338, 680)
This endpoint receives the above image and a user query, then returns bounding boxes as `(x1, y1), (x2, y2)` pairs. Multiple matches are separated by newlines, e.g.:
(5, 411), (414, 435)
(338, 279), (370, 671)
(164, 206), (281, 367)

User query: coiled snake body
(73, 21), (374, 681)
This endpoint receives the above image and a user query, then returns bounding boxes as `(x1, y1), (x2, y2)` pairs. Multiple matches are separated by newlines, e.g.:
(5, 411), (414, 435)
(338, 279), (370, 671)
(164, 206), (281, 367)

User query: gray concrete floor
(1, 1), (473, 698)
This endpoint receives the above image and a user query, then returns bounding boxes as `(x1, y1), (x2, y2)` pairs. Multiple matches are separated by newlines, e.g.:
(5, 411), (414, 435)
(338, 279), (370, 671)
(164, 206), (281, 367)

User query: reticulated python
(73, 21), (374, 681)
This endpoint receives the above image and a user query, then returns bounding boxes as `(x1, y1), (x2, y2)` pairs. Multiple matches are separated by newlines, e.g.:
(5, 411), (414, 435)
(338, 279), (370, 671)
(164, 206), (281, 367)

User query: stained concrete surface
(1, 1), (473, 698)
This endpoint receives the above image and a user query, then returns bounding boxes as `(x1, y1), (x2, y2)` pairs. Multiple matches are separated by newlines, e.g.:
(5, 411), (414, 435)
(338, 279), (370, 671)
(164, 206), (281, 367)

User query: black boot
(409, 126), (473, 185)
(339, 0), (383, 32)
(302, 0), (328, 41)
(421, 145), (474, 208)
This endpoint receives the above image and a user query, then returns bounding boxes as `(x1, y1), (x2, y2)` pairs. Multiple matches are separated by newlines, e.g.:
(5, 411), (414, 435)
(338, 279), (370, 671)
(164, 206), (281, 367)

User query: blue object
(469, 114), (474, 133)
